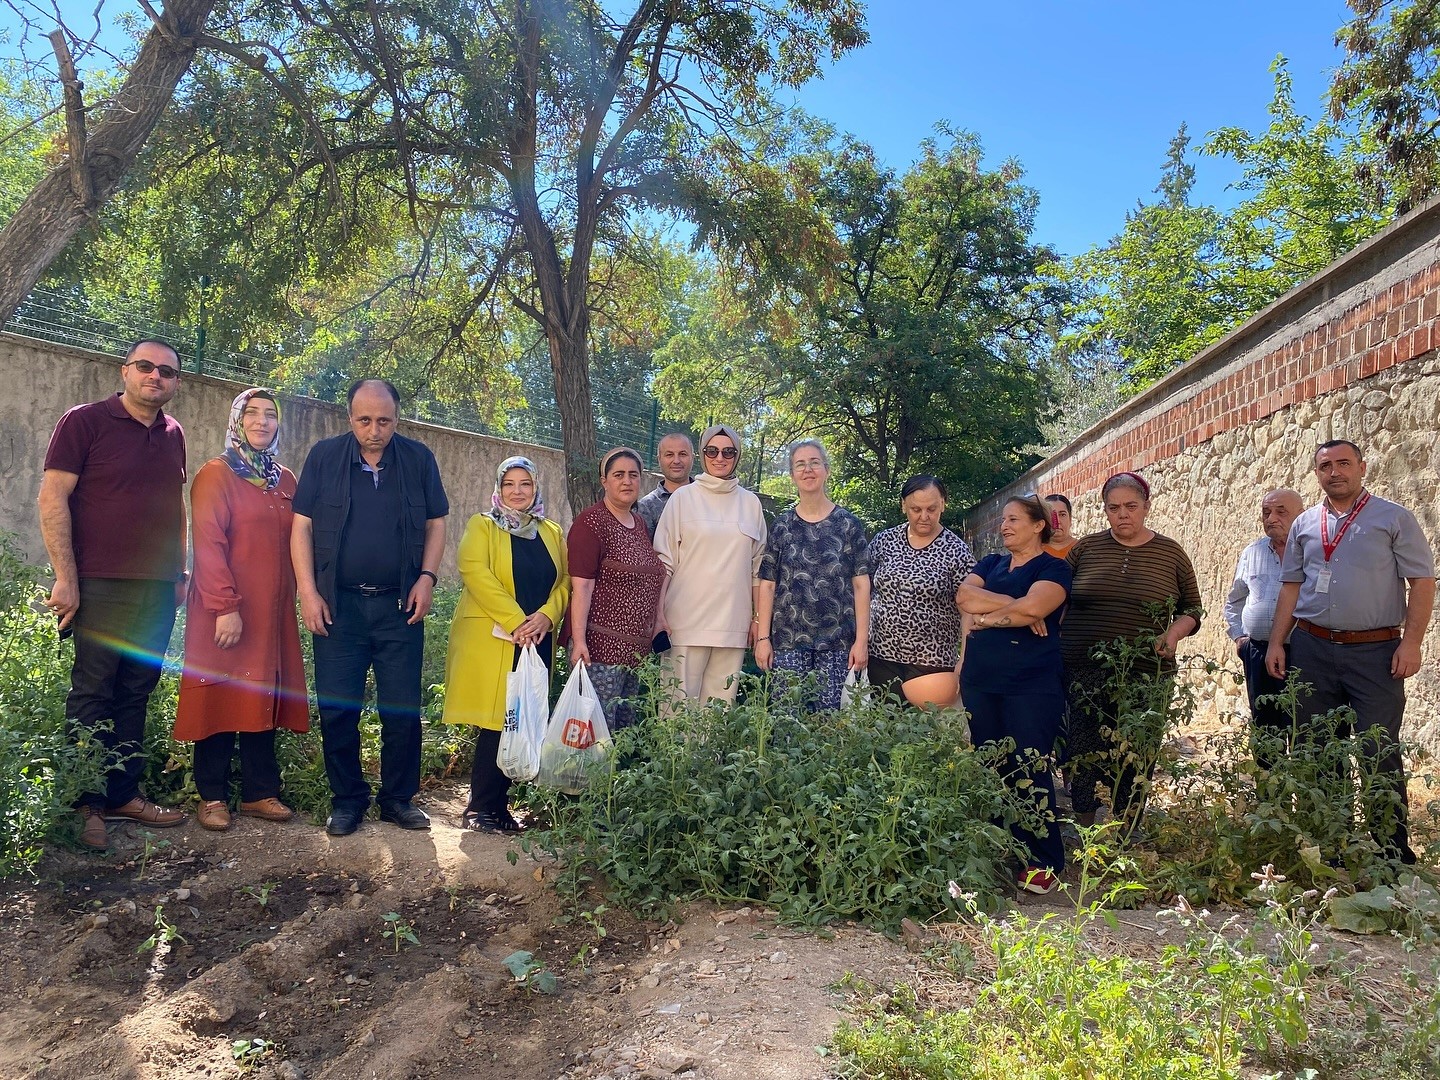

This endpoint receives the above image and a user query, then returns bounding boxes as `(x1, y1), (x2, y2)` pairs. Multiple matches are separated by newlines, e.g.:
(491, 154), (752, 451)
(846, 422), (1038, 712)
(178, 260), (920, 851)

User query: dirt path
(0, 783), (919, 1080)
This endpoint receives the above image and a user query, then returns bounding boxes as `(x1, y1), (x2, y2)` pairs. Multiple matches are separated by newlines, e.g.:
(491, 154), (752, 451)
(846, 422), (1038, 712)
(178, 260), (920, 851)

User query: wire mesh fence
(5, 284), (670, 458)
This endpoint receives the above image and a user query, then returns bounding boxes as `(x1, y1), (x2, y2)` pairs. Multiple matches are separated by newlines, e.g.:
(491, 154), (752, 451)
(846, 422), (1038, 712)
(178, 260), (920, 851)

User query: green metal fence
(5, 284), (669, 458)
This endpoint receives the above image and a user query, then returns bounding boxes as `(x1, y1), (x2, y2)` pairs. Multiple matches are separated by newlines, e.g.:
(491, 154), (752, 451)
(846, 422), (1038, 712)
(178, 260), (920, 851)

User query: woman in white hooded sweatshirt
(652, 424), (767, 703)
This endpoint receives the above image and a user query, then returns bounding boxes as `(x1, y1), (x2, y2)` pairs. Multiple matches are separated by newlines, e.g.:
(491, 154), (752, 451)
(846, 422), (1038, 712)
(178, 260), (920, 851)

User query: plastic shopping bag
(840, 666), (870, 708)
(537, 662), (612, 794)
(498, 644), (549, 781)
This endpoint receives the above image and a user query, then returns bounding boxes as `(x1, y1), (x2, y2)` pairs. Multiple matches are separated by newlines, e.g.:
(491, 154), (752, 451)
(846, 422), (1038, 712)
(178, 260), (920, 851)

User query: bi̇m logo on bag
(560, 716), (595, 749)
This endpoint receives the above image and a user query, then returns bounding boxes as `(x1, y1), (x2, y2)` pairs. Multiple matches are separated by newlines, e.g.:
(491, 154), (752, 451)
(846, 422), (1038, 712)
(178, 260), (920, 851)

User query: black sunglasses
(126, 359), (181, 379)
(702, 446), (738, 459)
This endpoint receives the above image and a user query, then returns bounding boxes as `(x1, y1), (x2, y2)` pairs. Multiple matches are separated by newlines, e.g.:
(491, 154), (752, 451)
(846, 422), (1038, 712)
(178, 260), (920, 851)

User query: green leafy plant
(521, 661), (1030, 929)
(832, 833), (1439, 1078)
(0, 531), (111, 877)
(1149, 674), (1436, 905)
(135, 830), (171, 879)
(380, 911), (419, 953)
(242, 882), (279, 911)
(230, 1037), (276, 1072)
(137, 904), (185, 954)
(502, 949), (557, 995)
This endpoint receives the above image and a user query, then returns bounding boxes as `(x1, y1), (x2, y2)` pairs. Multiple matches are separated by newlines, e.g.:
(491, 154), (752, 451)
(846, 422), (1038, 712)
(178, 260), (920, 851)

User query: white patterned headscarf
(489, 456), (546, 539)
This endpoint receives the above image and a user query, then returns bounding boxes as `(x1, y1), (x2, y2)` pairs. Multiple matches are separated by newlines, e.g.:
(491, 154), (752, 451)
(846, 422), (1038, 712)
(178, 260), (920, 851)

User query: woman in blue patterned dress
(753, 440), (870, 710)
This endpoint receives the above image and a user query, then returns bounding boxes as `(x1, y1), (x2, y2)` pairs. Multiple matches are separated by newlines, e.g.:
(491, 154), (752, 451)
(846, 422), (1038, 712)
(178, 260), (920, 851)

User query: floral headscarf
(489, 455), (546, 539)
(222, 387), (282, 491)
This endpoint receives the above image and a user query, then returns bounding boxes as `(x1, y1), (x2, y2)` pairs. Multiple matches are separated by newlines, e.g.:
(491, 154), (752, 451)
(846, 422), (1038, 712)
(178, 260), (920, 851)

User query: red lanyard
(1320, 489), (1369, 562)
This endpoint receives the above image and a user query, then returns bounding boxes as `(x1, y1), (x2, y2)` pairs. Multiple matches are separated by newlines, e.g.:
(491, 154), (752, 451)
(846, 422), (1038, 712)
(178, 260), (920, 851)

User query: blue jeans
(312, 590), (424, 813)
(68, 578), (178, 810)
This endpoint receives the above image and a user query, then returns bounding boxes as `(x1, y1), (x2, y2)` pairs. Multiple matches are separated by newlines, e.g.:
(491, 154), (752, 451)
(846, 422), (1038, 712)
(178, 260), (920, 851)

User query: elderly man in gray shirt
(1224, 488), (1303, 769)
(1267, 439), (1435, 864)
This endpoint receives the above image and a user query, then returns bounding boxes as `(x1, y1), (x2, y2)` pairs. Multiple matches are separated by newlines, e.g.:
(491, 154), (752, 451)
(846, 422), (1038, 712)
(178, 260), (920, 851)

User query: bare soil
(0, 783), (920, 1080)
(4, 779), (1435, 1080)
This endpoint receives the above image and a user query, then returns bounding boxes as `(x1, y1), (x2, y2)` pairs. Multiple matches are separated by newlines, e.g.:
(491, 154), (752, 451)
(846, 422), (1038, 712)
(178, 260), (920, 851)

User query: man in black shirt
(291, 379), (449, 835)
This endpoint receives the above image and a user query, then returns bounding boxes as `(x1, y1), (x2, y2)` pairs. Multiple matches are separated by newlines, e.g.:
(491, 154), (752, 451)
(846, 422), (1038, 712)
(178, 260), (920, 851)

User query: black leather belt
(343, 584), (401, 596)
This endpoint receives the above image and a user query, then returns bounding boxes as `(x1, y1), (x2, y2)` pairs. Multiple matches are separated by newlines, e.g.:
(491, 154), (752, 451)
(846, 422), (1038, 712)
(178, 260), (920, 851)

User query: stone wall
(965, 200), (1440, 755)
(1, 334), (571, 579)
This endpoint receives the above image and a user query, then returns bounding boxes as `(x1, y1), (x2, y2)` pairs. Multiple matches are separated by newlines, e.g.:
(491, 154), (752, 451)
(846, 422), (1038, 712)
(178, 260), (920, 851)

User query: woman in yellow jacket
(443, 457), (569, 832)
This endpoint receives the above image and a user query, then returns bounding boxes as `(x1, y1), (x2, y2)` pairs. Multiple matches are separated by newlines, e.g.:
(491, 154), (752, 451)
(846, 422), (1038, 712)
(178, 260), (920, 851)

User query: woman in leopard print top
(866, 475), (975, 706)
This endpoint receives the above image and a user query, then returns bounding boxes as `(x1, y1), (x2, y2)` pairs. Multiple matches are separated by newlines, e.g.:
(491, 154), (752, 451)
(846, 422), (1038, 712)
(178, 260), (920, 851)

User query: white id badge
(1316, 568), (1332, 594)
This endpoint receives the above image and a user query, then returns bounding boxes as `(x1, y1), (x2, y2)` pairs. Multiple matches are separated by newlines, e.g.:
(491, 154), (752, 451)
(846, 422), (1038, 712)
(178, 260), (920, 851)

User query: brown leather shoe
(196, 800), (231, 831)
(105, 797), (185, 828)
(79, 806), (108, 851)
(238, 798), (293, 823)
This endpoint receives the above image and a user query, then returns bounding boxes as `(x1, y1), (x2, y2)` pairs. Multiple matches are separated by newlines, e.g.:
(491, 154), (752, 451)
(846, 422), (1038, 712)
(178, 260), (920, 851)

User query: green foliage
(0, 58), (59, 221)
(0, 533), (109, 877)
(1333, 0), (1440, 212)
(523, 666), (1030, 928)
(380, 910), (419, 953)
(831, 850), (1440, 1079)
(137, 904), (185, 953)
(1069, 606), (1209, 836)
(1055, 62), (1394, 392)
(672, 125), (1057, 523)
(502, 949), (558, 995)
(1151, 678), (1437, 905)
(231, 1038), (277, 1073)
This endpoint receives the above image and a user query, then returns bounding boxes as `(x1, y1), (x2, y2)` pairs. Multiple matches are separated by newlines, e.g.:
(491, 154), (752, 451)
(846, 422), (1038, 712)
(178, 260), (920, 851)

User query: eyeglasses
(791, 459), (826, 472)
(702, 446), (738, 460)
(126, 359), (180, 379)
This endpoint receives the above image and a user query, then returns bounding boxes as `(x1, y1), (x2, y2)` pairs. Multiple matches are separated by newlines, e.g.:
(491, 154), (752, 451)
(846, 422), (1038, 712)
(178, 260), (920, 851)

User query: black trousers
(192, 730), (282, 803)
(1240, 638), (1290, 770)
(312, 590), (425, 814)
(469, 727), (512, 815)
(67, 578), (178, 810)
(1288, 632), (1413, 862)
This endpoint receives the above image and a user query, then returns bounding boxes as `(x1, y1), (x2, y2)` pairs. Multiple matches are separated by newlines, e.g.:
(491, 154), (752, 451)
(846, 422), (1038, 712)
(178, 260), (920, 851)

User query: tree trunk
(547, 313), (601, 515)
(0, 0), (218, 321)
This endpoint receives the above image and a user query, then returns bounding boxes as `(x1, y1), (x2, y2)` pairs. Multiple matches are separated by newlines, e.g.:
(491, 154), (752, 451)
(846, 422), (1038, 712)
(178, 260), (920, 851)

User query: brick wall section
(966, 199), (1440, 540)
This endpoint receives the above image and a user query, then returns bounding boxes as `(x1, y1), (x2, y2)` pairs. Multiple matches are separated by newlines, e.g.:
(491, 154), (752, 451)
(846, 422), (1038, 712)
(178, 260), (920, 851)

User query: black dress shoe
(379, 802), (431, 830)
(326, 806), (365, 836)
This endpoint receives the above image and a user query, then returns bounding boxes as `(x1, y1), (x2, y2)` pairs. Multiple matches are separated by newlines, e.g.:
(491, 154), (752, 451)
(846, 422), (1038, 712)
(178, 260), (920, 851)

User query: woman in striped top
(1061, 472), (1202, 833)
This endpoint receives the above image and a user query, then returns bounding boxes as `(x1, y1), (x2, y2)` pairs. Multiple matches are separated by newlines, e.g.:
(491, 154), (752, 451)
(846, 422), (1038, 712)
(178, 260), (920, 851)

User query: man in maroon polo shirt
(39, 339), (190, 850)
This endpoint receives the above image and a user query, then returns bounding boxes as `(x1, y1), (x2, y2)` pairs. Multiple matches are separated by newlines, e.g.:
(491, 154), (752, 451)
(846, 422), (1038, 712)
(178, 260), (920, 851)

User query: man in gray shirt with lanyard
(1267, 439), (1435, 863)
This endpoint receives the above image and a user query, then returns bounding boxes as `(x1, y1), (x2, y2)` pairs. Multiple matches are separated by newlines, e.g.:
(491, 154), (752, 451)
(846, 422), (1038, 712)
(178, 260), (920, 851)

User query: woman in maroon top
(567, 448), (667, 730)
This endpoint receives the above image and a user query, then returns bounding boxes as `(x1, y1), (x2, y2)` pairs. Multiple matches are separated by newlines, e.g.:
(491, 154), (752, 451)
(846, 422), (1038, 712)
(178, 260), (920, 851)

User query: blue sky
(789, 0), (1355, 257)
(4, 1), (1354, 260)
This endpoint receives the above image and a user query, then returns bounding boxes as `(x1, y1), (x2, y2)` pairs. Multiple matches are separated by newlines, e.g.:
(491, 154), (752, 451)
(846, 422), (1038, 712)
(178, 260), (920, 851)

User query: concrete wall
(2, 334), (571, 579)
(965, 200), (1440, 754)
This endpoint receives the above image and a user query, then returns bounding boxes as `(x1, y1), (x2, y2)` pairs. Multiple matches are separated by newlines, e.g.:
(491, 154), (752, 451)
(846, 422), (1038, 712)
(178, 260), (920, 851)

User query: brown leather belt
(1296, 618), (1401, 644)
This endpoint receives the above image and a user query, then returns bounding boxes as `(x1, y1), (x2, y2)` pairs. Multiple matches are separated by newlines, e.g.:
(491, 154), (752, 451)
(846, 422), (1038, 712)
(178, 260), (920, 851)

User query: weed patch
(523, 669), (1033, 928)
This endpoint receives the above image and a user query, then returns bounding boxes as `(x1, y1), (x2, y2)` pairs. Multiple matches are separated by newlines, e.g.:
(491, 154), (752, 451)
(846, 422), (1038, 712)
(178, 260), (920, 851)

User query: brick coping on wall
(966, 197), (1440, 537)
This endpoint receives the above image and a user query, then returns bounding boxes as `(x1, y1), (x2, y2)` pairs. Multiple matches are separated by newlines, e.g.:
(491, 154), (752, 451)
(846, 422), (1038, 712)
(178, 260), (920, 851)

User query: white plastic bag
(537, 662), (612, 794)
(840, 666), (870, 708)
(498, 644), (549, 781)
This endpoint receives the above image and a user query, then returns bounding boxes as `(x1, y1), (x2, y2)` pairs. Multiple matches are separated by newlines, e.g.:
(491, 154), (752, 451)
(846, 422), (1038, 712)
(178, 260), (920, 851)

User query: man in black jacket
(291, 379), (449, 836)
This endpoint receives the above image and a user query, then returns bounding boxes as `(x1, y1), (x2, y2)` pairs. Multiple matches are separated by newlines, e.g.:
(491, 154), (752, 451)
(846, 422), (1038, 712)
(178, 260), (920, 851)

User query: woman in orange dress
(175, 388), (309, 830)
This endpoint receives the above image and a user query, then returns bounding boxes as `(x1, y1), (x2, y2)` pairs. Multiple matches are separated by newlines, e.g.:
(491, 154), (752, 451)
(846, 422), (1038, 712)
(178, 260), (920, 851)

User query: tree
(164, 0), (866, 512)
(1212, 58), (1392, 303)
(1332, 0), (1440, 212)
(1051, 126), (1231, 390)
(0, 0), (219, 318)
(1057, 65), (1393, 393)
(670, 127), (1058, 524)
